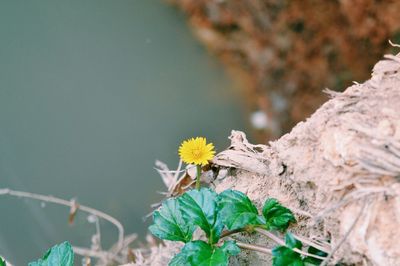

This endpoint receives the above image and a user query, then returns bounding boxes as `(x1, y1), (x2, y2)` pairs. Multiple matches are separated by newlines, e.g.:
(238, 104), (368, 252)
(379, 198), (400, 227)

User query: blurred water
(0, 0), (246, 264)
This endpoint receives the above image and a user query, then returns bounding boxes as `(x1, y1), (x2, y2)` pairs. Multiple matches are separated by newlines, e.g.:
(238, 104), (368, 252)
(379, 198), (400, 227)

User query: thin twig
(94, 216), (102, 251)
(292, 247), (327, 261)
(235, 241), (272, 254)
(223, 227), (328, 260)
(320, 201), (368, 266)
(254, 228), (327, 261)
(254, 228), (284, 245)
(73, 246), (124, 264)
(292, 233), (331, 254)
(0, 188), (124, 254)
(73, 246), (110, 260)
(109, 233), (138, 256)
(389, 39), (400, 48)
(223, 227), (328, 259)
(173, 159), (183, 181)
(220, 228), (247, 238)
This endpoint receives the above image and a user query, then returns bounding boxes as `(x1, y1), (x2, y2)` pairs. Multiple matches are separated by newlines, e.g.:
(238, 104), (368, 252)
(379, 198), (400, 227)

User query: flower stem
(195, 165), (202, 190)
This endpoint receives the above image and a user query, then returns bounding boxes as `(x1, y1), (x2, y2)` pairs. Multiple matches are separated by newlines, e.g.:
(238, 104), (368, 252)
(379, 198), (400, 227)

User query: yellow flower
(179, 137), (215, 166)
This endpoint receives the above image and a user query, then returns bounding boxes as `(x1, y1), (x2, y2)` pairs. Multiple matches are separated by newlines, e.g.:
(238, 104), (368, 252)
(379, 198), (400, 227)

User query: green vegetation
(149, 187), (326, 266)
(28, 242), (74, 266)
(0, 137), (328, 265)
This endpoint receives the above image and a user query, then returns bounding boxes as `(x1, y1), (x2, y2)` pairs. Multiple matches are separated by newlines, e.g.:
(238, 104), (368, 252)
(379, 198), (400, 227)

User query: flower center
(192, 148), (202, 159)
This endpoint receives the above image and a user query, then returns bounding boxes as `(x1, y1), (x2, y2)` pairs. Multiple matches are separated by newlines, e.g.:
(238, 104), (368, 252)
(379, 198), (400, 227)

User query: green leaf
(28, 241), (74, 266)
(285, 233), (302, 249)
(303, 245), (328, 265)
(178, 188), (223, 243)
(169, 253), (190, 266)
(262, 198), (296, 231)
(149, 198), (195, 243)
(274, 233), (327, 266)
(217, 189), (265, 230)
(169, 240), (240, 266)
(272, 233), (303, 266)
(272, 246), (303, 266)
(0, 257), (6, 266)
(219, 240), (241, 256)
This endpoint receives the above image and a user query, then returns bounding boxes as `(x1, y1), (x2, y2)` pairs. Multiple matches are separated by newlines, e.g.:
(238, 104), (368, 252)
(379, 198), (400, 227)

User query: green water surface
(0, 0), (246, 264)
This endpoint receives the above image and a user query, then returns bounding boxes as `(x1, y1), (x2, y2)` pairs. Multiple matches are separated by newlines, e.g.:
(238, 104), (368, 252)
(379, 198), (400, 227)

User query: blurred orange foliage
(169, 0), (400, 140)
